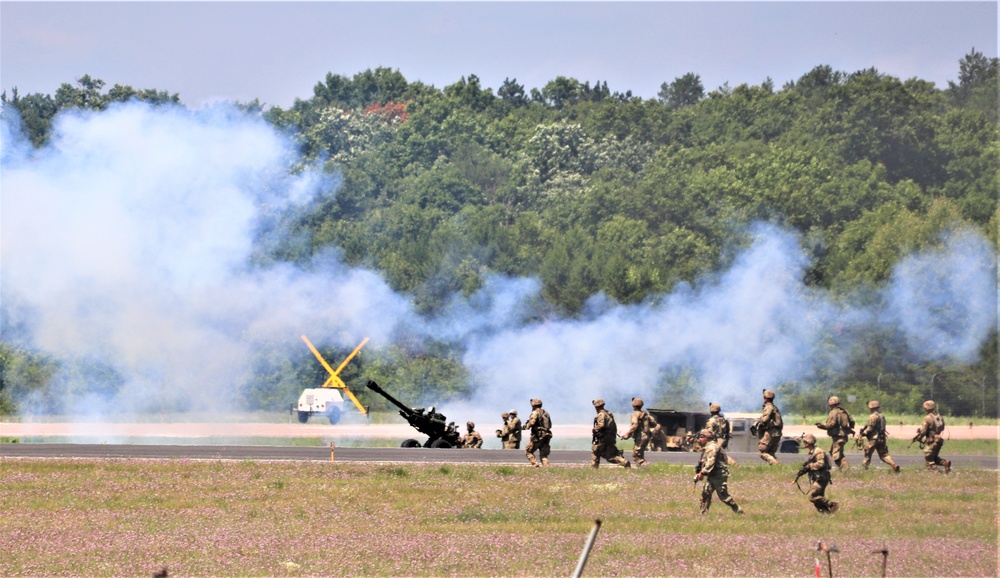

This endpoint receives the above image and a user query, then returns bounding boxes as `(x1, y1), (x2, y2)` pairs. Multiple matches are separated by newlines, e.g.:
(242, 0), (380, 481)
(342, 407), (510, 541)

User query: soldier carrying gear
(591, 399), (631, 469)
(796, 434), (839, 514)
(461, 421), (483, 449)
(501, 409), (522, 449)
(497, 412), (510, 445)
(756, 389), (783, 465)
(916, 400), (951, 473)
(816, 395), (854, 471)
(523, 398), (552, 467)
(622, 397), (654, 466)
(694, 428), (743, 515)
(859, 400), (899, 472)
(707, 402), (736, 465)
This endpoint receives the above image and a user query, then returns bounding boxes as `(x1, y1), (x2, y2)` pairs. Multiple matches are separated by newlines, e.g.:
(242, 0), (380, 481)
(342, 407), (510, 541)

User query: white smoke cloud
(2, 101), (995, 422)
(1, 102), (411, 414)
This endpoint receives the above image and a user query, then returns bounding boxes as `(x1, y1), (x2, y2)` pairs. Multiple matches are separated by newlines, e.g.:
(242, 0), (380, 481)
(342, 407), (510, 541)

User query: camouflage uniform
(649, 423), (668, 451)
(591, 399), (630, 469)
(860, 401), (899, 472)
(622, 398), (652, 466)
(756, 390), (783, 465)
(815, 396), (853, 471)
(523, 399), (552, 467)
(917, 400), (951, 473)
(797, 435), (838, 514)
(496, 412), (509, 447)
(706, 403), (736, 466)
(461, 421), (483, 449)
(695, 430), (742, 515)
(503, 410), (522, 449)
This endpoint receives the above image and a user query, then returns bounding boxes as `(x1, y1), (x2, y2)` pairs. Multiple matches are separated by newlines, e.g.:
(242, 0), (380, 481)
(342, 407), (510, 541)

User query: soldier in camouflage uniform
(859, 400), (900, 473)
(755, 390), (783, 465)
(591, 399), (631, 469)
(523, 398), (552, 467)
(694, 429), (743, 515)
(496, 412), (509, 447)
(461, 421), (483, 449)
(815, 396), (853, 471)
(649, 422), (668, 451)
(796, 434), (839, 514)
(706, 403), (736, 466)
(622, 397), (652, 466)
(917, 400), (951, 473)
(503, 409), (522, 449)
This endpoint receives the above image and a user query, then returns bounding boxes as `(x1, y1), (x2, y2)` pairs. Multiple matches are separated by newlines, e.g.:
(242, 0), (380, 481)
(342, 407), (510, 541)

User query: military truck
(646, 408), (798, 453)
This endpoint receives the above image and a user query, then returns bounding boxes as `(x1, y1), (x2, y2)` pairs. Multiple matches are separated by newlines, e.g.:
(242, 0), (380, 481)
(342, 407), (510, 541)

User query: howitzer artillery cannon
(365, 380), (463, 448)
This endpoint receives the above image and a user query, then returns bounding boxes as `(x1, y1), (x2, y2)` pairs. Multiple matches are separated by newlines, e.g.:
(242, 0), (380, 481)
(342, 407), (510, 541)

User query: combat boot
(862, 461), (870, 471)
(699, 498), (709, 515)
(730, 502), (743, 515)
(892, 464), (900, 473)
(943, 459), (952, 474)
(541, 458), (550, 467)
(623, 461), (632, 469)
(828, 502), (839, 514)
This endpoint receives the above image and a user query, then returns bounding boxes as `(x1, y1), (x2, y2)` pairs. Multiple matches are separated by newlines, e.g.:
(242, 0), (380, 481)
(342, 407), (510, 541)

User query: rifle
(693, 459), (703, 492)
(907, 429), (924, 449)
(793, 466), (808, 494)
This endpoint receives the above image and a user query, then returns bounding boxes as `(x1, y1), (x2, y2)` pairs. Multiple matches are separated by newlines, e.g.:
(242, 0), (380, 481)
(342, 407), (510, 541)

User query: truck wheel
(327, 407), (342, 425)
(297, 411), (309, 424)
(779, 439), (800, 453)
(430, 439), (453, 449)
(401, 439), (421, 448)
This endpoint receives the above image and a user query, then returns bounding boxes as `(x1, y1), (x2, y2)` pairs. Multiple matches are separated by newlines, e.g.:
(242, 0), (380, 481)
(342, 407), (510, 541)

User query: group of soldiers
(473, 389), (953, 516)
(756, 389), (953, 515)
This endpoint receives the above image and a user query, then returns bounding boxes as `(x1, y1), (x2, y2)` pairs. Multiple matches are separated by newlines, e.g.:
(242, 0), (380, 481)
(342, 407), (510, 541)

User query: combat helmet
(632, 397), (644, 408)
(697, 428), (714, 440)
(828, 396), (840, 406)
(592, 398), (605, 408)
(501, 412), (509, 419)
(867, 400), (880, 410)
(762, 390), (776, 400)
(508, 409), (517, 416)
(923, 400), (936, 411)
(467, 421), (475, 429)
(709, 403), (721, 414)
(801, 433), (817, 446)
(530, 398), (542, 408)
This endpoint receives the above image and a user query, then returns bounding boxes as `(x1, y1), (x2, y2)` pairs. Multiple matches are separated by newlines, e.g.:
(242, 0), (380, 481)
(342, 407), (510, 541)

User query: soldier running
(523, 398), (552, 467)
(859, 400), (900, 473)
(706, 403), (736, 465)
(916, 400), (951, 473)
(755, 389), (783, 465)
(591, 399), (631, 469)
(622, 397), (652, 466)
(694, 429), (743, 515)
(796, 433), (839, 514)
(815, 396), (853, 470)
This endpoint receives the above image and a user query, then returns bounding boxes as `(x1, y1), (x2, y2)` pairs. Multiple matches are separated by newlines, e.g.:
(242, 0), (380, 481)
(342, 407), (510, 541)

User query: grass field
(1, 458), (996, 577)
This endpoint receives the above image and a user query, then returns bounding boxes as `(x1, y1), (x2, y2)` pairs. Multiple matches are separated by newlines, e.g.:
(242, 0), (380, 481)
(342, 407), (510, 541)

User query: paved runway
(2, 443), (995, 469)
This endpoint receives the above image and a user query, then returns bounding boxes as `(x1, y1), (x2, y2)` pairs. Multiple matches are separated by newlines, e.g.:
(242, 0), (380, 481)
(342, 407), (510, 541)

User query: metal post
(329, 441), (335, 462)
(572, 519), (601, 578)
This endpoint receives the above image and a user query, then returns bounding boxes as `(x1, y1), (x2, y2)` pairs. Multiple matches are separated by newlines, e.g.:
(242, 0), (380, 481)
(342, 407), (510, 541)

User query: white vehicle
(296, 388), (348, 424)
(296, 335), (370, 425)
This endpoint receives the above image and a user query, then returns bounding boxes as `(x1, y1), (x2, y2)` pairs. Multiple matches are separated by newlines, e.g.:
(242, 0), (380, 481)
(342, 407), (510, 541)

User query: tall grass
(1, 458), (995, 577)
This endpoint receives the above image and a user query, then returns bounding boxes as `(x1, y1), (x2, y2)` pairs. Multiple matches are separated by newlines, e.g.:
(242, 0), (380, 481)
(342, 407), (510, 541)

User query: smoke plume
(1, 102), (996, 423)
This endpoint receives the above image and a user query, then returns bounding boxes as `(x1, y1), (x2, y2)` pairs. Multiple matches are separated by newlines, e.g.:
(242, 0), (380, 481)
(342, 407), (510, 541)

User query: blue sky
(1, 1), (997, 107)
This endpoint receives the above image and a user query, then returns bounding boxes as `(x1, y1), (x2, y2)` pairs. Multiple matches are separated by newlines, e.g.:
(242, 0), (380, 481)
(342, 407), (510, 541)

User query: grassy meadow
(1, 458), (996, 577)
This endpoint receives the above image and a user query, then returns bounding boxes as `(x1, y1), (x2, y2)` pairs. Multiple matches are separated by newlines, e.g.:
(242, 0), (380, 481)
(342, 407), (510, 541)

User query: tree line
(1, 50), (997, 418)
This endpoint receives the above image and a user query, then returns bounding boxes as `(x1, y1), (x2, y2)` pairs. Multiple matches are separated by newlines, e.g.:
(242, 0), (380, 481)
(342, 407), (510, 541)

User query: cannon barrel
(366, 380), (415, 417)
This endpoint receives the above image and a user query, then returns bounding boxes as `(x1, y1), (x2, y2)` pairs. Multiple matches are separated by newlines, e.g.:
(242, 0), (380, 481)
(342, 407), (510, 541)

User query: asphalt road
(2, 443), (996, 470)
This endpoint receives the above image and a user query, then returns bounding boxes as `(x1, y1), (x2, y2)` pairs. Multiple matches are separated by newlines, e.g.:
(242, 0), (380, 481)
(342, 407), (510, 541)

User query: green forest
(1, 50), (997, 418)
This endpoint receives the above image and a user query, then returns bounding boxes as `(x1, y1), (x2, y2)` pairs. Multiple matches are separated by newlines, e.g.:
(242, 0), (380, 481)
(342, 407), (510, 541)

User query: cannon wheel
(327, 407), (342, 425)
(400, 439), (421, 448)
(779, 439), (801, 453)
(430, 439), (453, 449)
(297, 411), (309, 424)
